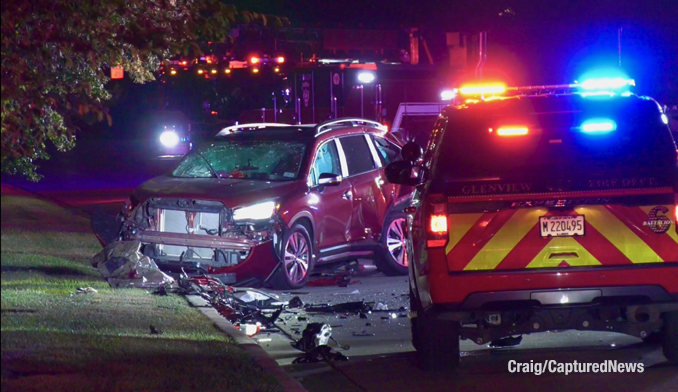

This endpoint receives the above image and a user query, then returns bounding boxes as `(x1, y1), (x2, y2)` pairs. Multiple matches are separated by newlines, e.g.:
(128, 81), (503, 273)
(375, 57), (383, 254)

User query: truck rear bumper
(424, 285), (678, 345)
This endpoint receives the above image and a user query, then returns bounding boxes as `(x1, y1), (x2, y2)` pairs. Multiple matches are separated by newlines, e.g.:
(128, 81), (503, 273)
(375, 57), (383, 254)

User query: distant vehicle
(386, 76), (678, 369)
(95, 118), (414, 289)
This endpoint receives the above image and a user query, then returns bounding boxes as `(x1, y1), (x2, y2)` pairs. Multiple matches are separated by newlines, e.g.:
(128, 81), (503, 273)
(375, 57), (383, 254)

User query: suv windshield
(435, 96), (676, 181)
(173, 140), (307, 180)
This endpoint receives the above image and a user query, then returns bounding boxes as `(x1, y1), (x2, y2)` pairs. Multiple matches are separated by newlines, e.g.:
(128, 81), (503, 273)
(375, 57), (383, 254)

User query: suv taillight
(427, 201), (448, 248)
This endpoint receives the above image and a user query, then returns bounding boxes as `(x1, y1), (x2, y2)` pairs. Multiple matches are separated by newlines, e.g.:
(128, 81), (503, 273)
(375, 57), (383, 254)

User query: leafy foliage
(1, 0), (288, 180)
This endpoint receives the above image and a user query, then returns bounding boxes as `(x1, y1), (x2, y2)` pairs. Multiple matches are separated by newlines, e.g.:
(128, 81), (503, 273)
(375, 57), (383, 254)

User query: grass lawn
(1, 195), (282, 392)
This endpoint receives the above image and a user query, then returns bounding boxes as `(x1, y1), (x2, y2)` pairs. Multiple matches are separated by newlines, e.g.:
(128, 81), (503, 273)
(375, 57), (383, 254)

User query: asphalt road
(5, 138), (677, 392)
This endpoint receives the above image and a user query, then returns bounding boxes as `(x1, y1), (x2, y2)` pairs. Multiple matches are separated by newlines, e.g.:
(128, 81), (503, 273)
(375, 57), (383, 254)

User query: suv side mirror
(384, 161), (420, 185)
(318, 173), (342, 186)
(401, 142), (422, 163)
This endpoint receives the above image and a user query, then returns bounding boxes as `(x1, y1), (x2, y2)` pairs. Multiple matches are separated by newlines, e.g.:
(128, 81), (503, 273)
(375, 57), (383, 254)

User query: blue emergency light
(580, 119), (617, 133)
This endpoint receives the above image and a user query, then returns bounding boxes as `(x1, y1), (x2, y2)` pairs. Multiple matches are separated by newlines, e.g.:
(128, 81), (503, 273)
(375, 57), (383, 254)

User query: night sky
(231, 0), (678, 103)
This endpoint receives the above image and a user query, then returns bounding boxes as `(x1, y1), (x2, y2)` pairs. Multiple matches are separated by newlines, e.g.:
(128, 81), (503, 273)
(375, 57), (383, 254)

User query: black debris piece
(305, 301), (373, 314)
(291, 323), (332, 352)
(398, 306), (407, 312)
(365, 323), (372, 326)
(489, 335), (523, 348)
(352, 330), (375, 337)
(149, 325), (162, 335)
(288, 296), (304, 309)
(292, 345), (349, 364)
(359, 312), (368, 319)
(152, 285), (168, 296)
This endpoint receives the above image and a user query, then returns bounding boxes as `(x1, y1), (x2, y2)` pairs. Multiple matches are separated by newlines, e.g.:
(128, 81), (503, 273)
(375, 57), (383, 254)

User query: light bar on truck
(578, 78), (635, 91)
(494, 126), (529, 136)
(580, 119), (617, 133)
(459, 84), (506, 95)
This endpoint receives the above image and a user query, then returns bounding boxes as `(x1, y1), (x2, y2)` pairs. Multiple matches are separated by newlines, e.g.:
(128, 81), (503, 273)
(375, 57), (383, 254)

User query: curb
(186, 295), (308, 392)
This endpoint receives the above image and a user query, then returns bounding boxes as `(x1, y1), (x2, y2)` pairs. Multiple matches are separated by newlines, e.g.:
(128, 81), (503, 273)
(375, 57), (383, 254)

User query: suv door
(308, 139), (354, 251)
(337, 134), (385, 243)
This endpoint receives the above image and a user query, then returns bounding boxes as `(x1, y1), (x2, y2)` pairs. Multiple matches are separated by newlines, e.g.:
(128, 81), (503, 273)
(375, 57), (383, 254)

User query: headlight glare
(160, 130), (180, 147)
(233, 201), (277, 221)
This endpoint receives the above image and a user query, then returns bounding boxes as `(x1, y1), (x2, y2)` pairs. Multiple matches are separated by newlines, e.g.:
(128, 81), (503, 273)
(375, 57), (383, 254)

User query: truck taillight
(427, 201), (448, 248)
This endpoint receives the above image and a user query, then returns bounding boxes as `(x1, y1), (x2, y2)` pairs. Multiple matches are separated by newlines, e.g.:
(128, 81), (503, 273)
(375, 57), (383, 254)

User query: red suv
(386, 81), (678, 369)
(95, 119), (412, 289)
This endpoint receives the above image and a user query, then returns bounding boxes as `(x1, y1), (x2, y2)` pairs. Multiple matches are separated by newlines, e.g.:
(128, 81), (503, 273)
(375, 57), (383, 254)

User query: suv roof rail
(315, 117), (387, 135)
(216, 123), (291, 136)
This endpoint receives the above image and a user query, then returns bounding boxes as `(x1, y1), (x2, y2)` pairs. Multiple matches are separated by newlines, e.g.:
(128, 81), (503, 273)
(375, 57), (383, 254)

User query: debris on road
(489, 335), (523, 348)
(291, 323), (350, 364)
(375, 302), (388, 311)
(288, 296), (304, 309)
(307, 274), (351, 287)
(91, 240), (175, 289)
(304, 301), (373, 314)
(352, 330), (375, 337)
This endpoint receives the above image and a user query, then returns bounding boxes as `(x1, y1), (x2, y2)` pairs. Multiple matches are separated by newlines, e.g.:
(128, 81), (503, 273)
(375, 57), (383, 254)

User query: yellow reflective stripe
(463, 208), (547, 271)
(639, 205), (678, 245)
(525, 237), (601, 268)
(445, 213), (484, 254)
(580, 205), (662, 263)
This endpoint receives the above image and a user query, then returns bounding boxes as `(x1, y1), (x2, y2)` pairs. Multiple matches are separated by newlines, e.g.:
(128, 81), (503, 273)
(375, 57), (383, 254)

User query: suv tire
(376, 211), (408, 276)
(412, 295), (461, 371)
(269, 224), (314, 290)
(662, 311), (678, 363)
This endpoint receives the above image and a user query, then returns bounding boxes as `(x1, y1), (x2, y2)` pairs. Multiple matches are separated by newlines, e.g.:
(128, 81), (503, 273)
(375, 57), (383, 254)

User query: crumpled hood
(133, 175), (306, 209)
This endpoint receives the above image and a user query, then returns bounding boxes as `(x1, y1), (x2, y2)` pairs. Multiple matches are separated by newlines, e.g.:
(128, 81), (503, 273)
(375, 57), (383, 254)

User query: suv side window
(339, 135), (377, 176)
(309, 140), (341, 186)
(371, 136), (401, 165)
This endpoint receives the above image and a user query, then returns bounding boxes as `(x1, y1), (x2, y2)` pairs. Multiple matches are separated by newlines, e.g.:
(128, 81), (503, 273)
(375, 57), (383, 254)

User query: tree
(1, 0), (287, 180)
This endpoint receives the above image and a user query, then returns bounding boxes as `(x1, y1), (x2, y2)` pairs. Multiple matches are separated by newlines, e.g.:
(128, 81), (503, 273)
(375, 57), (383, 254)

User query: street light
(357, 72), (376, 118)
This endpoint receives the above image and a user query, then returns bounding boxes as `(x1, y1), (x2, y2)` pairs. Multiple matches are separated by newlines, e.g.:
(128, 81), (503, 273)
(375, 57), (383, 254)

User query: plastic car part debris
(91, 240), (175, 289)
(489, 335), (523, 348)
(352, 330), (375, 337)
(304, 301), (373, 314)
(151, 285), (168, 296)
(288, 296), (304, 309)
(292, 345), (349, 364)
(359, 312), (368, 319)
(236, 323), (262, 337)
(375, 302), (388, 311)
(291, 323), (333, 352)
(76, 287), (98, 294)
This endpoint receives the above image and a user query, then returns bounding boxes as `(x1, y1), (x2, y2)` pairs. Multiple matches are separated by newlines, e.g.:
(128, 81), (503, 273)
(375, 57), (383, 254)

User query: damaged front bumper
(92, 197), (287, 287)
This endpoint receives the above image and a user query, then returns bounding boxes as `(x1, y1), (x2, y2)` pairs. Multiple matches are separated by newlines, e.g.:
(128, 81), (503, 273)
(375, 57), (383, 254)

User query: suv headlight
(233, 201), (277, 221)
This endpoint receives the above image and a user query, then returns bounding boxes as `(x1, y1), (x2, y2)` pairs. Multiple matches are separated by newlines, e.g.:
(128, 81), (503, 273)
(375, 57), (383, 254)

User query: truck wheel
(376, 212), (408, 276)
(662, 311), (678, 363)
(269, 224), (314, 290)
(412, 295), (460, 371)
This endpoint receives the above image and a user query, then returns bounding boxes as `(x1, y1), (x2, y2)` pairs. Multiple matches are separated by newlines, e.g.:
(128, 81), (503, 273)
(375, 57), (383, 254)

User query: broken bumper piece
(91, 240), (175, 289)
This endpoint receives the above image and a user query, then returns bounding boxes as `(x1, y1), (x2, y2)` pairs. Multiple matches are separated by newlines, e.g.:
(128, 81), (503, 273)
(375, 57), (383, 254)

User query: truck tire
(662, 311), (678, 363)
(412, 295), (460, 371)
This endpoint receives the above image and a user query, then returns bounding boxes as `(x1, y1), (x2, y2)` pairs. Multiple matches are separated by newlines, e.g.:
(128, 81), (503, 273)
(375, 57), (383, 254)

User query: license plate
(539, 215), (585, 237)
